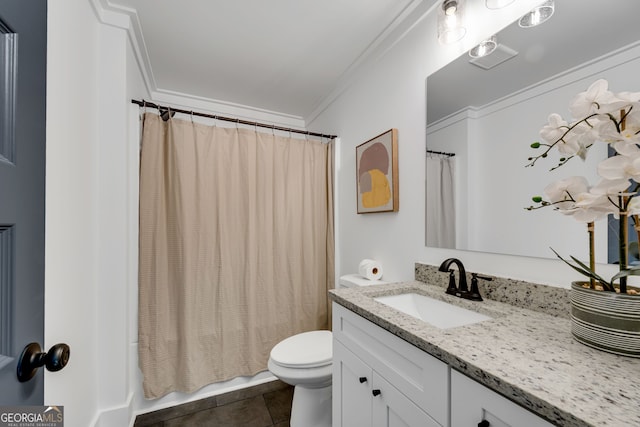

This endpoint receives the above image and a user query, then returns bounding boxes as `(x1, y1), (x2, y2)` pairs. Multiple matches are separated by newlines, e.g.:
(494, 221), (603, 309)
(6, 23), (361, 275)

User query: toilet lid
(270, 330), (332, 369)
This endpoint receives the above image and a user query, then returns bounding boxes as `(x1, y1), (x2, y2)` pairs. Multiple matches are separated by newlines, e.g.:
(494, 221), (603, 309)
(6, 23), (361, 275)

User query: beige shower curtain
(425, 155), (455, 248)
(138, 113), (334, 399)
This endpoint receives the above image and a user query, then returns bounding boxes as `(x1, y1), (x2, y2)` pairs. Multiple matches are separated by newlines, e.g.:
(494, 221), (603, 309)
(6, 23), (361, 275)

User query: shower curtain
(138, 113), (335, 399)
(425, 155), (455, 248)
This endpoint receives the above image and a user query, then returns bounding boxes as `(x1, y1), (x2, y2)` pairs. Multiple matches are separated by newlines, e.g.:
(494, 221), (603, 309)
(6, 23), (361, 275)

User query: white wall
(309, 0), (621, 286)
(45, 1), (100, 425)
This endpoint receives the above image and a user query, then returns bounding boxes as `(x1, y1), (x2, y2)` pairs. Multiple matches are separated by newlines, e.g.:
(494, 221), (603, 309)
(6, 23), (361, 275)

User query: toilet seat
(269, 330), (332, 369)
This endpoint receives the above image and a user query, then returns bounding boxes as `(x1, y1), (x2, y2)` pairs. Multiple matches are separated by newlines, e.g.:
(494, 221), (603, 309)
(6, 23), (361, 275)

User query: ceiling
(427, 0), (640, 124)
(107, 0), (423, 119)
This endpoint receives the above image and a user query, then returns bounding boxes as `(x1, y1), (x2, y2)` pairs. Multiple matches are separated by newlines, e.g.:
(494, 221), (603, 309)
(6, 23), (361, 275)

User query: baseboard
(89, 393), (135, 427)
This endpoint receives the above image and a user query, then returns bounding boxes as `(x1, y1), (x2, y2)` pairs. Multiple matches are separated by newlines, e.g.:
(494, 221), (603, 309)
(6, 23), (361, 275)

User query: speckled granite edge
(329, 281), (640, 427)
(415, 262), (571, 319)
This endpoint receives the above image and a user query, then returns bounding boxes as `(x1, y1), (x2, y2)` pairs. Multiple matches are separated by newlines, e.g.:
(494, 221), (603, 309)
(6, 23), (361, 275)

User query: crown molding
(151, 88), (308, 129)
(305, 0), (438, 126)
(90, 0), (156, 97)
(90, 0), (310, 125)
(89, 0), (435, 127)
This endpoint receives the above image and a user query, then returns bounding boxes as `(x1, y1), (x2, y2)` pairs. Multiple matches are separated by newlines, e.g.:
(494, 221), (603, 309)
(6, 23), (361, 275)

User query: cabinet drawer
(333, 303), (448, 426)
(451, 370), (554, 427)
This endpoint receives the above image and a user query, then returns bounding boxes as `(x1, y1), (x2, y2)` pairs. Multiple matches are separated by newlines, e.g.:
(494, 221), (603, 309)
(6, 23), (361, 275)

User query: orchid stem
(619, 110), (628, 294)
(620, 197), (629, 294)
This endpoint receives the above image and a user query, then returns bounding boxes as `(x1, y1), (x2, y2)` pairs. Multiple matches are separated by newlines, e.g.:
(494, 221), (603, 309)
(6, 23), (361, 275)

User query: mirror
(425, 0), (640, 262)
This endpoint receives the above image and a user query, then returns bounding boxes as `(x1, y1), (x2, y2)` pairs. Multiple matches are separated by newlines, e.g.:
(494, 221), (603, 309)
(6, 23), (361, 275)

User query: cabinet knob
(359, 376), (367, 383)
(372, 389), (381, 397)
(478, 421), (490, 427)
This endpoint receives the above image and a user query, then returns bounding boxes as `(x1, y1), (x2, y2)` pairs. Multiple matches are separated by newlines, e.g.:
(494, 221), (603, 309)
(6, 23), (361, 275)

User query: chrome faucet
(438, 258), (468, 296)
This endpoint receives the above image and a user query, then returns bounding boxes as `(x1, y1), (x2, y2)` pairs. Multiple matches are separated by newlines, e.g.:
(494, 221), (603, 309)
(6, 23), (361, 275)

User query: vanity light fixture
(469, 35), (497, 58)
(437, 0), (467, 44)
(518, 0), (555, 28)
(485, 0), (515, 9)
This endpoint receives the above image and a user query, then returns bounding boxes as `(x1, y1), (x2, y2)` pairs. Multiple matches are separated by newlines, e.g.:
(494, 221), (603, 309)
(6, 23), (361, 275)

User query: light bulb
(443, 0), (458, 16)
(469, 35), (497, 58)
(438, 0), (466, 44)
(519, 0), (555, 28)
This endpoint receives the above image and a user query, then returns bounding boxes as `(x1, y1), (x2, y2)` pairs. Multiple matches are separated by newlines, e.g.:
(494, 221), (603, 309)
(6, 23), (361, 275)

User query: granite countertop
(329, 280), (640, 427)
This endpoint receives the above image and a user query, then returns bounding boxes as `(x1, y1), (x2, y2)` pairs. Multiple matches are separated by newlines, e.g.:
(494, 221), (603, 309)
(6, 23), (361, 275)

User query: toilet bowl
(268, 330), (333, 427)
(268, 273), (387, 426)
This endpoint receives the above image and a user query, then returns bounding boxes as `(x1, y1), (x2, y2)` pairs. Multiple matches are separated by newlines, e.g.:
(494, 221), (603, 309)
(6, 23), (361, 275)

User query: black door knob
(359, 376), (367, 383)
(478, 420), (490, 427)
(17, 342), (70, 382)
(372, 389), (381, 397)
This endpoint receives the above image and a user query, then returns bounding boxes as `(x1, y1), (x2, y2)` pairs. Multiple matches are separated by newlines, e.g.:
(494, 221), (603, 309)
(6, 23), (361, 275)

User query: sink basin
(374, 293), (492, 329)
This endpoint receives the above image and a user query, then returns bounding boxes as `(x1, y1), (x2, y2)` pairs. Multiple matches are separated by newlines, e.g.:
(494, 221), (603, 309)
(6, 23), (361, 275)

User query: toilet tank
(338, 274), (387, 289)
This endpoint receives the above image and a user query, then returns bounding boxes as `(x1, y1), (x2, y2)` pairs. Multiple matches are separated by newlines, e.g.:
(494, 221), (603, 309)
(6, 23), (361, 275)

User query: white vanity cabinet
(451, 370), (555, 427)
(332, 303), (448, 427)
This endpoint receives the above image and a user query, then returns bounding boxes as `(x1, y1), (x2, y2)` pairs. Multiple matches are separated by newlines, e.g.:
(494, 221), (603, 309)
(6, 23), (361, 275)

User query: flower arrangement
(526, 79), (640, 293)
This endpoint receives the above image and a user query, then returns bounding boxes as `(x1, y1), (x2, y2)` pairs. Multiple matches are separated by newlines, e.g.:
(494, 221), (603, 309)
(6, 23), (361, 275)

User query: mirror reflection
(425, 0), (640, 262)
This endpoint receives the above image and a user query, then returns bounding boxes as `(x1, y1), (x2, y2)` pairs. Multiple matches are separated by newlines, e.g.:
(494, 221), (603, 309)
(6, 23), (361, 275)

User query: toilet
(268, 274), (387, 427)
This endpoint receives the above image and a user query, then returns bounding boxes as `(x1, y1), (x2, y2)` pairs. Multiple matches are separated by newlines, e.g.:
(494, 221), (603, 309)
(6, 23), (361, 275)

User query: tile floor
(134, 380), (293, 427)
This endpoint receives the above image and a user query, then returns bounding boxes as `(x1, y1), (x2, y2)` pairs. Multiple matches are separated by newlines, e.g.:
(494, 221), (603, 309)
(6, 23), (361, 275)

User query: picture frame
(356, 129), (399, 214)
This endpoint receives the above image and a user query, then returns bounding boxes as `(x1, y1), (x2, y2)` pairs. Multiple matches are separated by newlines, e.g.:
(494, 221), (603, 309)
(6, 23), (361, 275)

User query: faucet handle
(472, 273), (493, 283)
(465, 273), (492, 301)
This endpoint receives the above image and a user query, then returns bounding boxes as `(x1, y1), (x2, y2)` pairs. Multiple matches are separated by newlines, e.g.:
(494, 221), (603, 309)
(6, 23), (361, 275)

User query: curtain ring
(161, 106), (173, 122)
(190, 110), (194, 124)
(236, 118), (239, 129)
(272, 124), (275, 136)
(140, 100), (147, 121)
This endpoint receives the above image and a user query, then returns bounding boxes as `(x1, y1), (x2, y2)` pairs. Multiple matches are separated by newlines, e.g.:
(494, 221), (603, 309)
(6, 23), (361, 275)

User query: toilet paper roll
(358, 259), (383, 281)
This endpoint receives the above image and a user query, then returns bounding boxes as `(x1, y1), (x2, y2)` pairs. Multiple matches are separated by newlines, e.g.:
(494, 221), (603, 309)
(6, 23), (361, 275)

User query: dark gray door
(0, 0), (47, 404)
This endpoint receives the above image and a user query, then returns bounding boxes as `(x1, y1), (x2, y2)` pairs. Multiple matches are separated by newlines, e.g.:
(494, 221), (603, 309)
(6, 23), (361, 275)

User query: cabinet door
(451, 370), (554, 427)
(333, 340), (373, 427)
(372, 373), (442, 427)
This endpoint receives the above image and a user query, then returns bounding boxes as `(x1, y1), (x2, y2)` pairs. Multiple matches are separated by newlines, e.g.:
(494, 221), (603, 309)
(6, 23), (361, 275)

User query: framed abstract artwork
(356, 129), (399, 213)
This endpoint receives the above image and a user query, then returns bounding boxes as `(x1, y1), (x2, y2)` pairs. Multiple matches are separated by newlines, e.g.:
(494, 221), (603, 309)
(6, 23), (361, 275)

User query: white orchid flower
(540, 116), (594, 157)
(561, 120), (597, 159)
(539, 113), (568, 144)
(569, 191), (614, 222)
(590, 177), (632, 194)
(606, 109), (640, 155)
(562, 191), (612, 222)
(543, 176), (612, 222)
(598, 153), (640, 182)
(543, 176), (589, 210)
(569, 79), (616, 118)
(615, 91), (640, 102)
(589, 178), (637, 219)
(600, 91), (640, 115)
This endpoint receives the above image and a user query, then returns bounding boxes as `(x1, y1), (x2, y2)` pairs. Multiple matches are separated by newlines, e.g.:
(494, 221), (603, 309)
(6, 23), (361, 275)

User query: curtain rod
(131, 99), (338, 140)
(427, 149), (455, 157)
